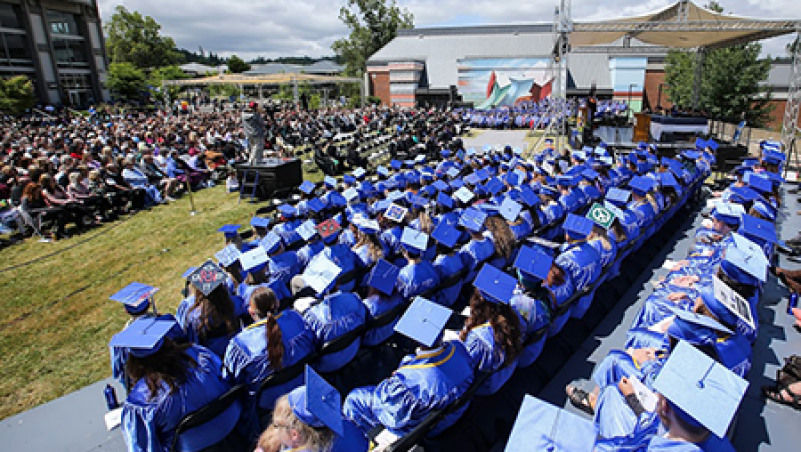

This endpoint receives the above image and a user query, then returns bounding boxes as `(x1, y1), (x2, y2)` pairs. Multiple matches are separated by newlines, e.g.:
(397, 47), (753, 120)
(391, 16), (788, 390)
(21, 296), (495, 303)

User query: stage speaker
(236, 159), (303, 200)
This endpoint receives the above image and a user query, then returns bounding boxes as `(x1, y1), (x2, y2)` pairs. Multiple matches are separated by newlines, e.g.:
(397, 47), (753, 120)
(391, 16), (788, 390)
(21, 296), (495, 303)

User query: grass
(0, 185), (271, 419)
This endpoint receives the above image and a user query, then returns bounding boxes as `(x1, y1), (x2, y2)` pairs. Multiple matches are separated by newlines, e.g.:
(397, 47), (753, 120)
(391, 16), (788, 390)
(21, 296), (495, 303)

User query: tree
(107, 62), (148, 102)
(332, 0), (414, 76)
(227, 55), (250, 73)
(149, 65), (188, 101)
(0, 76), (34, 115)
(104, 5), (179, 68)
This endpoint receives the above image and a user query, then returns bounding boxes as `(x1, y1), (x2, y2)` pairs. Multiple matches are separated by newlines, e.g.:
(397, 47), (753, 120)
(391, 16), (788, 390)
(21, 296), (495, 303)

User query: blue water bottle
(104, 384), (119, 410)
(788, 293), (799, 316)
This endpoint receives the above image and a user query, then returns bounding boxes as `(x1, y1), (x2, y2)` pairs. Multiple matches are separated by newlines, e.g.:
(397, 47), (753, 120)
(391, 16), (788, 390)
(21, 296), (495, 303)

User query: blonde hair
(258, 395), (334, 452)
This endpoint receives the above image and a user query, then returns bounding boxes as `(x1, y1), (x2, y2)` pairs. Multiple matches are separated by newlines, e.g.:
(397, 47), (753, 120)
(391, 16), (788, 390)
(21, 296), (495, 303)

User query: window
(0, 4), (22, 30)
(53, 38), (89, 68)
(47, 10), (80, 36)
(0, 32), (33, 66)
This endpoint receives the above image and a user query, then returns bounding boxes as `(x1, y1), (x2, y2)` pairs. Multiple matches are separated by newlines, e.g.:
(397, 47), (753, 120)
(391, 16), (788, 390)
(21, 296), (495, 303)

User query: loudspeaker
(236, 159), (303, 200)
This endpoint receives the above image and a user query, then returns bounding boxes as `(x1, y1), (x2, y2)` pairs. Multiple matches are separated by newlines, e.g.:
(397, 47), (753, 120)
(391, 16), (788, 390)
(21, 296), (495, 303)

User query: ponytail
(264, 315), (285, 370)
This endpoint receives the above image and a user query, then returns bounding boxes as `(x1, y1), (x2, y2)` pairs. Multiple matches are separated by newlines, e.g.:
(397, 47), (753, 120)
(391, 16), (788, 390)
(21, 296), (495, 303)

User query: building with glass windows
(0, 0), (109, 108)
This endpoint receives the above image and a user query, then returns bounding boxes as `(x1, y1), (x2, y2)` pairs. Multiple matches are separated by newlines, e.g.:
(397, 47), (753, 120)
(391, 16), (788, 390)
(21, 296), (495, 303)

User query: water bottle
(788, 293), (799, 316)
(104, 384), (119, 410)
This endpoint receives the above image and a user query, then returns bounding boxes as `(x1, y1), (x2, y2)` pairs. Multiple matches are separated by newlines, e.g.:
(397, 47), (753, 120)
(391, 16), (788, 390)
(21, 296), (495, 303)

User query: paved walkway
(462, 129), (530, 153)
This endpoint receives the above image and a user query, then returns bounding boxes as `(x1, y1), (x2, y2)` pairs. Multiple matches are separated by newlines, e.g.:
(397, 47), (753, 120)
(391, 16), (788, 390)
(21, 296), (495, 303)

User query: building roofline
(397, 23), (553, 37)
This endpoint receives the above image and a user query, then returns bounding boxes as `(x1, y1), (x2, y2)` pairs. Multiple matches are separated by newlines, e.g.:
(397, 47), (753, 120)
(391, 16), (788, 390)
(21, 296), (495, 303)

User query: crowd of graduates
(105, 131), (786, 452)
(460, 98), (627, 129)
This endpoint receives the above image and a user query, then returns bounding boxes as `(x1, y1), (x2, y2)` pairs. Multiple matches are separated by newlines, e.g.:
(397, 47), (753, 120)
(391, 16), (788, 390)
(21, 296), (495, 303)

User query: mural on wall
(457, 58), (554, 109)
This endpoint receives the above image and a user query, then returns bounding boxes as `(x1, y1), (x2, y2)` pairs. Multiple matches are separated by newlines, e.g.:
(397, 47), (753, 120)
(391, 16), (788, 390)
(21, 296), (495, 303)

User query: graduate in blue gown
(397, 227), (440, 300)
(223, 287), (315, 436)
(430, 221), (467, 307)
(506, 395), (598, 452)
(459, 264), (523, 395)
(343, 297), (474, 437)
(510, 245), (554, 367)
(114, 319), (242, 452)
(361, 259), (405, 347)
(627, 176), (659, 243)
(350, 218), (386, 269)
(261, 232), (302, 288)
(257, 367), (368, 452)
(458, 207), (494, 281)
(555, 213), (602, 319)
(272, 204), (303, 250)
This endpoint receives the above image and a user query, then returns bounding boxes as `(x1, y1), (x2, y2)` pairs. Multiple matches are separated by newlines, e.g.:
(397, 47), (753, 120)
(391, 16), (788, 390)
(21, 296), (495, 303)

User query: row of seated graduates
(526, 142), (787, 452)
(107, 136), (716, 452)
(460, 98), (625, 130)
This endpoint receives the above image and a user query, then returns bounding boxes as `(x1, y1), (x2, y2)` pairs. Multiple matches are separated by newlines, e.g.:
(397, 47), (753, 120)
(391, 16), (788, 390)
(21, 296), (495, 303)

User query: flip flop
(566, 384), (595, 415)
(762, 385), (801, 411)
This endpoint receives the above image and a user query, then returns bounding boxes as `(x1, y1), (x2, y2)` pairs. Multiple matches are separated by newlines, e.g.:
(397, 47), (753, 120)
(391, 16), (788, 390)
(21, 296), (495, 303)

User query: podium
(633, 113), (651, 142)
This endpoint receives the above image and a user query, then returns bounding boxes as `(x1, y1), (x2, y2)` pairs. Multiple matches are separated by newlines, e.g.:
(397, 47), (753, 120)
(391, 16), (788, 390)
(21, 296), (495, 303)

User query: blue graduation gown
(297, 241), (324, 269)
(110, 314), (184, 390)
(318, 244), (361, 293)
(432, 253), (466, 307)
(546, 267), (576, 337)
(459, 237), (495, 282)
(175, 297), (241, 359)
(267, 251), (301, 287)
(397, 260), (441, 301)
(342, 341), (474, 437)
(510, 292), (551, 367)
(303, 291), (366, 373)
(362, 291), (405, 347)
(555, 242), (602, 318)
(223, 310), (315, 420)
(463, 322), (517, 396)
(121, 345), (241, 452)
(273, 219), (302, 248)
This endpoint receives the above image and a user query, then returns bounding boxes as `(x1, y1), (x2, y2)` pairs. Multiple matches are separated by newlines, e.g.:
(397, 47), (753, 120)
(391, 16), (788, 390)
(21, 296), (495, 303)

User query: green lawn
(0, 185), (270, 419)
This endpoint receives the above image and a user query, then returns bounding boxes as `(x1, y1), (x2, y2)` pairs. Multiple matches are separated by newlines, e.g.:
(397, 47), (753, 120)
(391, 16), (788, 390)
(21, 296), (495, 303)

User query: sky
(96, 0), (799, 61)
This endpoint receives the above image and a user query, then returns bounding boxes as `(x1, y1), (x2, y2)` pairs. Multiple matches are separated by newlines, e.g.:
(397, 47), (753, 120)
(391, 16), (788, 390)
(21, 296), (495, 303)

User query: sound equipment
(236, 159), (303, 200)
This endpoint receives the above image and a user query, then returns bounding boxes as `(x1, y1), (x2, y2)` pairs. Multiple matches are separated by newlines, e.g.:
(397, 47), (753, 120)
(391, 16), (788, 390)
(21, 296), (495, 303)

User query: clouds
(96, 0), (798, 60)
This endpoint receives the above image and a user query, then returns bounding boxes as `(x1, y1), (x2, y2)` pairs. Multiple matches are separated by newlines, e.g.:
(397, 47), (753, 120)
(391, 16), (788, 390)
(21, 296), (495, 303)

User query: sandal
(762, 385), (801, 410)
(566, 384), (595, 415)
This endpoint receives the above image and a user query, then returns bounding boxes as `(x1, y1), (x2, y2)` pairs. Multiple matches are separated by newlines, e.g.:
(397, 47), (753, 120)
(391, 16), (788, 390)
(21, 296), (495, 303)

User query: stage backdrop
(457, 58), (553, 108)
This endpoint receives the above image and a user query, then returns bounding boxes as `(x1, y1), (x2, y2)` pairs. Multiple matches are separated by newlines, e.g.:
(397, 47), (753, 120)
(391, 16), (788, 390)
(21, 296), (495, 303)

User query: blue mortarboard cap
(743, 157), (759, 167)
(110, 282), (158, 314)
(307, 197), (325, 213)
(659, 172), (679, 188)
(728, 186), (759, 203)
(447, 167), (460, 178)
(476, 168), (490, 182)
(377, 166), (389, 177)
(187, 260), (227, 296)
(239, 246), (269, 271)
(556, 175), (575, 187)
(437, 192), (454, 209)
(762, 170), (784, 186)
(299, 180), (316, 194)
(628, 175), (655, 196)
(302, 253), (342, 294)
(752, 198), (777, 221)
(762, 149), (786, 165)
(695, 137), (707, 150)
(723, 233), (769, 283)
(342, 187), (360, 203)
(298, 366), (345, 436)
(740, 214), (777, 244)
(390, 160), (402, 170)
(540, 185), (559, 197)
(367, 259), (399, 295)
(454, 186), (475, 204)
(505, 395), (597, 452)
(215, 244), (242, 268)
(324, 175), (337, 188)
(519, 186), (540, 207)
(441, 149), (452, 158)
(259, 231), (283, 254)
(486, 177), (505, 195)
(433, 180), (449, 192)
(394, 296), (452, 347)
(744, 172), (772, 193)
(386, 190), (404, 202)
(297, 219), (317, 241)
(652, 340), (748, 438)
(250, 216), (270, 228)
(671, 307), (733, 335)
(711, 202), (744, 226)
(278, 204), (297, 218)
(109, 318), (179, 358)
(581, 169), (599, 180)
(343, 174), (356, 185)
(431, 221), (459, 248)
(217, 224), (241, 238)
(605, 187), (631, 206)
(473, 264), (516, 305)
(464, 173), (480, 186)
(401, 227), (429, 252)
(450, 178), (464, 190)
(353, 167), (366, 179)
(563, 213), (594, 240)
(384, 203), (408, 223)
(500, 197), (522, 222)
(459, 207), (487, 232)
(410, 194), (428, 209)
(356, 218), (380, 235)
(514, 245), (553, 281)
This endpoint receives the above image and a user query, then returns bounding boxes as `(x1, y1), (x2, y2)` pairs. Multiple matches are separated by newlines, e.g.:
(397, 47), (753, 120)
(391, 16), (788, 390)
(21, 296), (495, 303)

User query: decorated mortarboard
(390, 159), (402, 170)
(723, 233), (769, 283)
(712, 275), (756, 331)
(473, 264), (516, 305)
(377, 165), (390, 177)
(628, 175), (655, 196)
(109, 318), (180, 358)
(394, 296), (452, 347)
(110, 282), (159, 314)
(307, 197), (326, 213)
(278, 204), (298, 218)
(437, 192), (454, 209)
(353, 167), (366, 179)
(514, 245), (553, 281)
(215, 244), (242, 268)
(297, 366), (345, 436)
(239, 246), (269, 271)
(250, 216), (271, 229)
(454, 186), (475, 204)
(446, 167), (460, 179)
(605, 187), (631, 206)
(187, 260), (227, 296)
(302, 254), (342, 294)
(431, 221), (459, 248)
(486, 177), (505, 195)
(500, 197), (523, 222)
(366, 259), (400, 295)
(299, 180), (316, 194)
(316, 218), (342, 240)
(297, 219), (318, 241)
(217, 224), (241, 238)
(505, 395), (596, 452)
(586, 203), (617, 230)
(324, 175), (337, 187)
(744, 172), (772, 193)
(652, 340), (748, 439)
(740, 214), (777, 244)
(342, 187), (360, 203)
(384, 203), (408, 223)
(401, 227), (429, 252)
(433, 180), (449, 192)
(459, 207), (487, 232)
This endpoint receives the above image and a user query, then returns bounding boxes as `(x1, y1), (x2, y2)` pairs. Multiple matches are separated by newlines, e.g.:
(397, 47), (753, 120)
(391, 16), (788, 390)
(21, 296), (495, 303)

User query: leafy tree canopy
(104, 5), (179, 69)
(0, 76), (35, 115)
(227, 55), (251, 74)
(107, 62), (148, 102)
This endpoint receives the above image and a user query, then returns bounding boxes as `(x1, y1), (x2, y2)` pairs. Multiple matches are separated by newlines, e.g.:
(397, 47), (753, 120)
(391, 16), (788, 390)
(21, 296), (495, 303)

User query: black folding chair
(168, 385), (246, 452)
